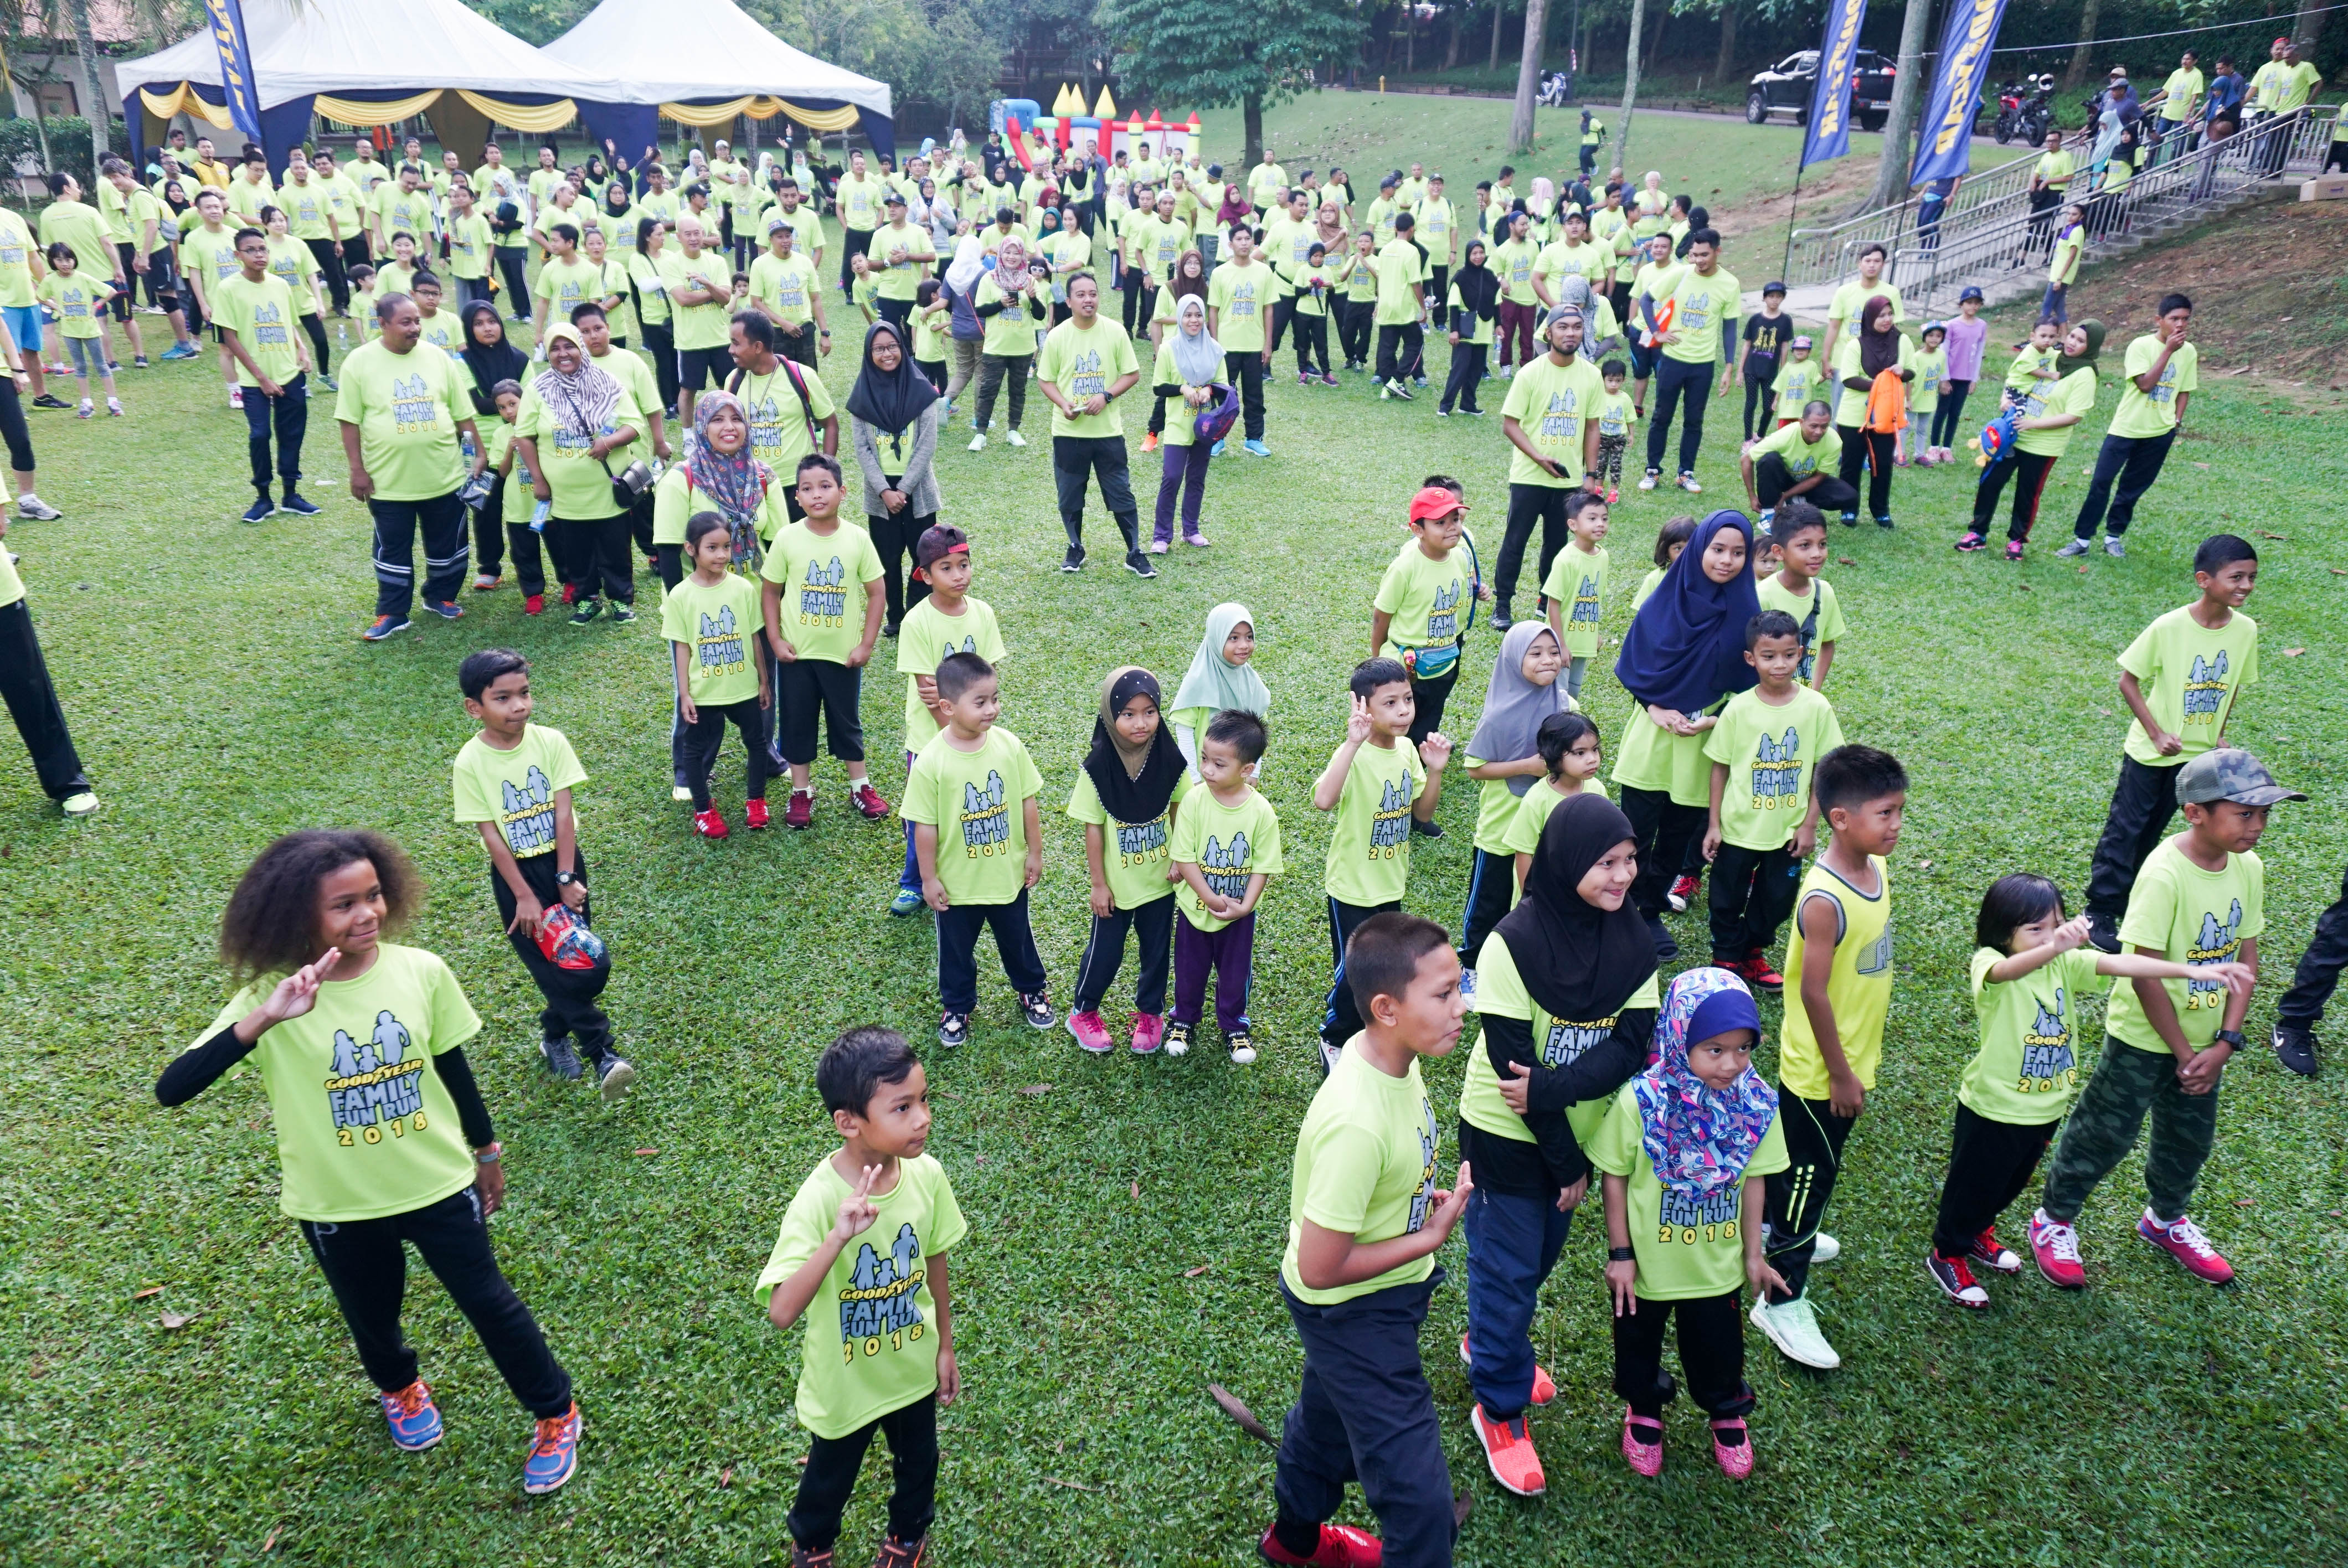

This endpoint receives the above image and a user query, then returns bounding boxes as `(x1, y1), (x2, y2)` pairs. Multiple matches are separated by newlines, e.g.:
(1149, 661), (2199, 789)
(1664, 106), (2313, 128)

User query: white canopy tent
(542, 0), (895, 159)
(115, 0), (619, 171)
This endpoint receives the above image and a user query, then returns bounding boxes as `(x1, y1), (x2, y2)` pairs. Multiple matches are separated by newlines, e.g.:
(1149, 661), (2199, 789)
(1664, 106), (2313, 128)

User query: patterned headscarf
(1631, 967), (1779, 1200)
(532, 324), (621, 436)
(685, 390), (771, 566)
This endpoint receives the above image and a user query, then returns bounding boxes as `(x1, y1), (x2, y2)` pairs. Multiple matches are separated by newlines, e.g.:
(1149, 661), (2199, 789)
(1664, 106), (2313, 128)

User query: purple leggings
(1173, 909), (1256, 1034)
(1154, 439), (1211, 544)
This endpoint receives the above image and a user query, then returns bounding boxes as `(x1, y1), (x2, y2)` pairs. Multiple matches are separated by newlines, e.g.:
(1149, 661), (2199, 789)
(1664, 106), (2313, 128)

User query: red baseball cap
(1408, 486), (1463, 523)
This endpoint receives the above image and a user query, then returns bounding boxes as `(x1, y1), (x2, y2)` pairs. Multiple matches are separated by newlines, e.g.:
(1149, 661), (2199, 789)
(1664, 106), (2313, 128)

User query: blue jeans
(1463, 1185), (1574, 1420)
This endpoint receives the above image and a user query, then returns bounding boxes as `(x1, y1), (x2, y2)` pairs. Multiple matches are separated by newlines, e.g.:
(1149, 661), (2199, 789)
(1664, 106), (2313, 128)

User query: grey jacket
(852, 400), (942, 519)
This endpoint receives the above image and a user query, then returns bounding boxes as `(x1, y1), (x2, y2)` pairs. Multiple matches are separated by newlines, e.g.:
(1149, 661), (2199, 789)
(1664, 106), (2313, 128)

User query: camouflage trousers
(2042, 1033), (2220, 1225)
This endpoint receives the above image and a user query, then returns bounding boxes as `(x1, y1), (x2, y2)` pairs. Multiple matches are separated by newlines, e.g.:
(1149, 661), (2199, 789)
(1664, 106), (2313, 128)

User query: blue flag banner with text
(1911, 0), (2012, 185)
(1799, 0), (1870, 168)
(204, 0), (265, 146)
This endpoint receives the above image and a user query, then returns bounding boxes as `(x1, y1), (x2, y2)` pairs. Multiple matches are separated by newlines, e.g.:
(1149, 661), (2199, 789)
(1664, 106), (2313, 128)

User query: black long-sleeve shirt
(1458, 1007), (1654, 1198)
(157, 1025), (495, 1147)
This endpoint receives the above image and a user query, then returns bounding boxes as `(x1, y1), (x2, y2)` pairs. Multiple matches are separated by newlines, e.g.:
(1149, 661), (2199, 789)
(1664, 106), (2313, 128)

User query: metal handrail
(1889, 108), (2335, 318)
(1784, 89), (2174, 288)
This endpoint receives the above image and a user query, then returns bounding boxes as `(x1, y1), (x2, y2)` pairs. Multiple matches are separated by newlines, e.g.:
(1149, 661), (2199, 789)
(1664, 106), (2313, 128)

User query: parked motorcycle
(1993, 74), (2056, 145)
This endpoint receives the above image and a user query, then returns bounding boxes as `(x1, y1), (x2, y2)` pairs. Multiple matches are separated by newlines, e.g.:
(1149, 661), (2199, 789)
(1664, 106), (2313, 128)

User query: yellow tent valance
(658, 96), (859, 132)
(454, 90), (577, 134)
(315, 89), (445, 126)
(140, 83), (234, 130)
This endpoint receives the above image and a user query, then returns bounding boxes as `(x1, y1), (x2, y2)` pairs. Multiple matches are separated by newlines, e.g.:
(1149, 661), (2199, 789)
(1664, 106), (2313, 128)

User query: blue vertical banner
(1911, 0), (2011, 184)
(204, 0), (265, 146)
(1799, 0), (1870, 167)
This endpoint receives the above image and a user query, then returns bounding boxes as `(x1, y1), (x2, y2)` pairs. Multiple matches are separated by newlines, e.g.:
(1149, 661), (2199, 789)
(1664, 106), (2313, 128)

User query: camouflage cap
(2176, 748), (2306, 807)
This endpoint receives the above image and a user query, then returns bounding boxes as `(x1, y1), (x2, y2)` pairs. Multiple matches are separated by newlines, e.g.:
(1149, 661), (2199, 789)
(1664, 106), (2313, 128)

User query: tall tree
(1489, 0), (1505, 72)
(1106, 0), (1363, 169)
(66, 0), (106, 156)
(1713, 1), (1737, 81)
(1507, 0), (1549, 152)
(1613, 0), (1646, 173)
(1864, 0), (1933, 210)
(2062, 0), (2101, 89)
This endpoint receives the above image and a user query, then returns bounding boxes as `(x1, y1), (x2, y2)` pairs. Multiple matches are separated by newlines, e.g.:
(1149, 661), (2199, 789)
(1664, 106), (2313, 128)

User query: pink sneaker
(1130, 1013), (1164, 1054)
(1621, 1405), (1662, 1477)
(1708, 1417), (1754, 1480)
(2137, 1209), (2234, 1284)
(1065, 1010), (1114, 1054)
(2030, 1209), (2086, 1289)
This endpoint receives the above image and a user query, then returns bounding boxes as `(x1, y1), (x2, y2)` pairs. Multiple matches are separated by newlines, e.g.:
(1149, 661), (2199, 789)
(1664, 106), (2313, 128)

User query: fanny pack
(1397, 533), (1482, 683)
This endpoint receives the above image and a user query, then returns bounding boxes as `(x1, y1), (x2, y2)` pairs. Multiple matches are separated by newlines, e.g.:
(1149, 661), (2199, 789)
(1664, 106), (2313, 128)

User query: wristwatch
(476, 1142), (503, 1165)
(2211, 1029), (2245, 1050)
(555, 870), (580, 887)
(1607, 1246), (1636, 1262)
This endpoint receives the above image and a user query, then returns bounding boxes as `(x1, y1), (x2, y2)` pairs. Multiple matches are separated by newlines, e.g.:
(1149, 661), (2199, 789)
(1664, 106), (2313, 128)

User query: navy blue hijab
(1613, 509), (1762, 715)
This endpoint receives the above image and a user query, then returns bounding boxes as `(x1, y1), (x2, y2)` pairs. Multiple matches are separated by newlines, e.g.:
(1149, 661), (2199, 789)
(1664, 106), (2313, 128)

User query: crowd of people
(0, 85), (2339, 1567)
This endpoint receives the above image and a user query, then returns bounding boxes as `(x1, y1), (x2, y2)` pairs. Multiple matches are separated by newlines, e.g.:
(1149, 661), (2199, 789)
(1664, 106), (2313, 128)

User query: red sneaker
(1470, 1402), (1545, 1495)
(560, 583), (579, 605)
(1620, 1405), (1663, 1477)
(524, 593), (545, 616)
(1257, 1523), (1382, 1567)
(693, 808), (729, 839)
(1667, 872), (1698, 912)
(1458, 1333), (1554, 1405)
(744, 799), (771, 830)
(784, 790), (813, 830)
(1924, 1249), (1990, 1308)
(2137, 1209), (2234, 1284)
(851, 780), (892, 820)
(2029, 1209), (2086, 1289)
(1708, 1417), (1754, 1481)
(1743, 948), (1785, 993)
(1968, 1226), (2022, 1275)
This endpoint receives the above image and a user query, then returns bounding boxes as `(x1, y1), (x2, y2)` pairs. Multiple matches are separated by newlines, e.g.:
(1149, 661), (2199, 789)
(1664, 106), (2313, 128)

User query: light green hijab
(1172, 602), (1270, 719)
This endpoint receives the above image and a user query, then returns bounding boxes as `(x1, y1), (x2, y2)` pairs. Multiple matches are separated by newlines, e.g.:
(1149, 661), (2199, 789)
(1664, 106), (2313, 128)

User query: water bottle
(530, 497), (551, 533)
(461, 431), (477, 465)
(336, 320), (348, 350)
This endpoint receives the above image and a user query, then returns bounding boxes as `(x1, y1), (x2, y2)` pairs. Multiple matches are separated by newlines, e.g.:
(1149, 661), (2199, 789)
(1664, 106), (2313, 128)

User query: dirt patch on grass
(2056, 197), (2348, 385)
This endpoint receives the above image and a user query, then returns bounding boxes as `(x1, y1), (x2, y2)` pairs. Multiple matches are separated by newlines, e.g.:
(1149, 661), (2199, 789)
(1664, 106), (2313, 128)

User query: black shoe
(2087, 912), (2122, 954)
(30, 393), (68, 410)
(1123, 550), (1158, 579)
(540, 1036), (584, 1081)
(2274, 1024), (2320, 1079)
(1060, 545), (1086, 572)
(1644, 912), (1680, 961)
(882, 619), (899, 638)
(1490, 606), (1515, 630)
(1409, 816), (1442, 839)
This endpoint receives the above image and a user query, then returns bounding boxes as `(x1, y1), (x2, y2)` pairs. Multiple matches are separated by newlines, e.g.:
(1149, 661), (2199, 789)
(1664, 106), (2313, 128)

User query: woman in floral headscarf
(966, 236), (1047, 452)
(1590, 964), (1786, 1482)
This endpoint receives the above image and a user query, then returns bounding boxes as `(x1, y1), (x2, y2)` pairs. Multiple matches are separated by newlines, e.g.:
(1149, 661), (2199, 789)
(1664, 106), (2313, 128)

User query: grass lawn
(4, 195), (2346, 1567)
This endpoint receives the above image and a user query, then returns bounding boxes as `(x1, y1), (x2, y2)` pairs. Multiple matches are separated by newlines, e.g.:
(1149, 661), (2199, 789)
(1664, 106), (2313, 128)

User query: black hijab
(458, 301), (528, 411)
(1857, 295), (1901, 378)
(843, 320), (938, 458)
(1492, 793), (1659, 1022)
(1081, 667), (1186, 824)
(1453, 241), (1500, 321)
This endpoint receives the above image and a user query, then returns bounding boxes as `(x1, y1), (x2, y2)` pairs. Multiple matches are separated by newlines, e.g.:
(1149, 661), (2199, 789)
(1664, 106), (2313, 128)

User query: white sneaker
(16, 496), (60, 520)
(1750, 1292), (1841, 1369)
(1319, 1039), (1343, 1076)
(966, 432), (987, 452)
(1811, 1231), (1841, 1263)
(1637, 472), (1659, 491)
(1497, 364), (1515, 380)
(1006, 430), (1027, 448)
(1677, 473), (1703, 493)
(2054, 538), (2090, 558)
(671, 785), (693, 802)
(1458, 967), (1477, 1004)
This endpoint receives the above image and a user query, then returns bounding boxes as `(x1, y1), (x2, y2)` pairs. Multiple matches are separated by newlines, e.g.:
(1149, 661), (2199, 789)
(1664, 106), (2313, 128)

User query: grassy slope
(3, 179), (2346, 1567)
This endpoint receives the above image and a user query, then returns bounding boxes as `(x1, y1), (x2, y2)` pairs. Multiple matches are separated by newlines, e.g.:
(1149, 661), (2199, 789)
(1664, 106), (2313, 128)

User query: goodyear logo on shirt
(2181, 651), (2230, 725)
(1201, 831), (1253, 899)
(1062, 348), (1109, 403)
(838, 1221), (928, 1360)
(2184, 899), (2244, 1011)
(1570, 572), (1602, 628)
(1539, 388), (1582, 442)
(1368, 773), (1417, 858)
(959, 770), (1011, 857)
(325, 1008), (429, 1139)
(1541, 1014), (1616, 1069)
(697, 604), (748, 676)
(2017, 988), (2078, 1092)
(1114, 813), (1170, 868)
(250, 298), (289, 347)
(797, 556), (848, 626)
(1226, 281), (1257, 318)
(390, 372), (442, 435)
(1749, 725), (1803, 809)
(1659, 1183), (1741, 1245)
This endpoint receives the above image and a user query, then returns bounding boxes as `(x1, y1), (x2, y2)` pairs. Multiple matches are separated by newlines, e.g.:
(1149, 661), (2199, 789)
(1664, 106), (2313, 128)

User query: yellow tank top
(1778, 854), (1893, 1100)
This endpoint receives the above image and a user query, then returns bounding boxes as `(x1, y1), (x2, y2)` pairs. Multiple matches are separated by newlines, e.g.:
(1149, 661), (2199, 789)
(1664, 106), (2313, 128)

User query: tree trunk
(1865, 0), (1934, 210)
(1243, 90), (1264, 172)
(1510, 0), (1552, 152)
(2294, 0), (2326, 51)
(1444, 11), (1463, 70)
(69, 0), (107, 156)
(1644, 11), (1667, 78)
(1713, 2), (1737, 82)
(1405, 4), (1416, 72)
(1490, 3), (1504, 73)
(2063, 0), (2102, 90)
(1615, 0), (1645, 172)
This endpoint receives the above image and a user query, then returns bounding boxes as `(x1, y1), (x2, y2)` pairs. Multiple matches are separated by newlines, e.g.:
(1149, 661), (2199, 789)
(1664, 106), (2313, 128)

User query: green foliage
(0, 114), (123, 187)
(1105, 0), (1364, 115)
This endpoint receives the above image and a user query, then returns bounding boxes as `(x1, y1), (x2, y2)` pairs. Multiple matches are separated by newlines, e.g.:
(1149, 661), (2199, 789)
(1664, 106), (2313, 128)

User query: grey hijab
(1466, 621), (1573, 796)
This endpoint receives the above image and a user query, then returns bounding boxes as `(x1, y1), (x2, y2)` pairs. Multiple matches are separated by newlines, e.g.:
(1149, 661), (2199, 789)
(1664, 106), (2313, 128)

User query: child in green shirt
(2082, 534), (2259, 949)
(1539, 491), (1610, 701)
(667, 513), (773, 835)
(2035, 749), (2295, 1291)
(1701, 610), (1845, 984)
(38, 244), (120, 415)
(1371, 484), (1487, 745)
(1065, 666), (1196, 1056)
(1595, 966), (1788, 1480)
(899, 650), (1051, 1048)
(1168, 708), (1282, 1063)
(1264, 913), (1470, 1567)
(1754, 502), (1847, 689)
(758, 1026), (963, 1567)
(759, 453), (889, 827)
(1312, 657), (1451, 1072)
(1503, 711), (1605, 893)
(889, 524), (1006, 916)
(1929, 871), (2251, 1308)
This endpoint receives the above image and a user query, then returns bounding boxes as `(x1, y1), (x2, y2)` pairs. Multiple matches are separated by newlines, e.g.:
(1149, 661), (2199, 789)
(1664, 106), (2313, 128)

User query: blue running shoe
(380, 1379), (444, 1451)
(157, 342), (200, 362)
(889, 887), (925, 917)
(523, 1402), (582, 1494)
(360, 615), (411, 642)
(1243, 439), (1271, 457)
(279, 492), (322, 517)
(240, 497), (274, 524)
